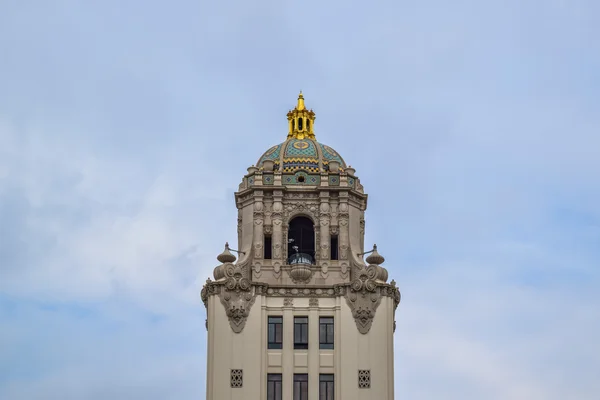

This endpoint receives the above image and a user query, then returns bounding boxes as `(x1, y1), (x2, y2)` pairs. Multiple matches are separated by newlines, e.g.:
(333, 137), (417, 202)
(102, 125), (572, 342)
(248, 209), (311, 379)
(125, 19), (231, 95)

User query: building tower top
(287, 91), (316, 140)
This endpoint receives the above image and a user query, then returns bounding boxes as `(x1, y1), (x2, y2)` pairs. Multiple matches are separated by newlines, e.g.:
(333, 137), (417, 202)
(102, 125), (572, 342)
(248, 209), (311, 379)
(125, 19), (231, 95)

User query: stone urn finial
(365, 244), (385, 265)
(217, 242), (237, 263)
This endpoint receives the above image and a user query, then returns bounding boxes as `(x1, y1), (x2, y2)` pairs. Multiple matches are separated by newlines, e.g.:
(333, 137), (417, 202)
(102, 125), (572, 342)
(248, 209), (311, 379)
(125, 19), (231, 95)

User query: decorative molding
(200, 277), (400, 336)
(219, 263), (256, 333)
(288, 264), (313, 283)
(283, 297), (294, 307)
(230, 369), (243, 388)
(266, 286), (337, 298)
(343, 266), (384, 334)
(284, 192), (319, 200)
(309, 297), (319, 307)
(358, 370), (371, 389)
(283, 201), (320, 222)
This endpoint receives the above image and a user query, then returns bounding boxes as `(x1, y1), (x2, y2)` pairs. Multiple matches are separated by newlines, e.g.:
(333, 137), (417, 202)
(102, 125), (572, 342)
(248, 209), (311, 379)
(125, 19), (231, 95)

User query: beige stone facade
(201, 93), (401, 400)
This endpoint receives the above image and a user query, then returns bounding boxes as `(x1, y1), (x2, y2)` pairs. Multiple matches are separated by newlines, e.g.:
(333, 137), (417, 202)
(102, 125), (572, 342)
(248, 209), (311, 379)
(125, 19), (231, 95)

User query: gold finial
(287, 91), (316, 140)
(297, 91), (305, 110)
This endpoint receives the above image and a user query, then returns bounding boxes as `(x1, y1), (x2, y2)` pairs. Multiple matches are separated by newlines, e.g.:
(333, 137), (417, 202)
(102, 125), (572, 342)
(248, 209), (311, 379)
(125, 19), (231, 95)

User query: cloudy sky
(1, 0), (599, 399)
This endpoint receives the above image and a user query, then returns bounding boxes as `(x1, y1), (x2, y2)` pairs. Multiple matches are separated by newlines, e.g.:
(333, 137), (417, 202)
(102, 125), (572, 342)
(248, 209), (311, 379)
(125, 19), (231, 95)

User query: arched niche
(287, 216), (315, 264)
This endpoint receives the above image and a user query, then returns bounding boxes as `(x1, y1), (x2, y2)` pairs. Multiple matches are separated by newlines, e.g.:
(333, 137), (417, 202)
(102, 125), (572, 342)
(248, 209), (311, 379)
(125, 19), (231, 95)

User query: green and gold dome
(257, 92), (347, 173)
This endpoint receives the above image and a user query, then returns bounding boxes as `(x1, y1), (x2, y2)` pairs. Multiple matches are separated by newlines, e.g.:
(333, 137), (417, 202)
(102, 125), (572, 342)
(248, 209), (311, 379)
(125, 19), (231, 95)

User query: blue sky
(1, 0), (599, 399)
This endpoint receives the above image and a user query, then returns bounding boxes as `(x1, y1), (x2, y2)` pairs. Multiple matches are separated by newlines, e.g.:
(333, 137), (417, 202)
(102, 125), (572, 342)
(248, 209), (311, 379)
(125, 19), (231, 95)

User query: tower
(201, 93), (401, 400)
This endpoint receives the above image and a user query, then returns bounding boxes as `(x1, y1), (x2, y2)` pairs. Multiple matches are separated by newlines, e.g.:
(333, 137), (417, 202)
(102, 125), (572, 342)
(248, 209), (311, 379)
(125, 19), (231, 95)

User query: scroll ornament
(219, 263), (257, 333)
(344, 265), (383, 334)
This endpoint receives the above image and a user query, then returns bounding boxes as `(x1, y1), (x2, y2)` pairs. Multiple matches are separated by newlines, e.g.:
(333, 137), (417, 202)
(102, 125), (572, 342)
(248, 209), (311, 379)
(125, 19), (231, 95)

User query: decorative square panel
(231, 369), (243, 388)
(358, 370), (370, 388)
(329, 175), (339, 186)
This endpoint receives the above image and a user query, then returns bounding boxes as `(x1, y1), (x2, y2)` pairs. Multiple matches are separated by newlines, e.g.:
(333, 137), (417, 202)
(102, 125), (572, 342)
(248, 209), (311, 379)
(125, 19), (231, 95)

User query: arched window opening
(306, 120), (310, 131)
(298, 118), (303, 130)
(292, 120), (295, 130)
(287, 216), (315, 264)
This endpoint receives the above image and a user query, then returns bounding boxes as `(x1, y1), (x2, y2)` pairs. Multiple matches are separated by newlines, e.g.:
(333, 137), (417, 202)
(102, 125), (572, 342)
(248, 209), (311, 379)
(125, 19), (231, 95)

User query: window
(268, 316), (283, 349)
(288, 216), (315, 264)
(319, 374), (334, 400)
(298, 118), (303, 130)
(293, 374), (308, 400)
(330, 236), (338, 260)
(294, 316), (309, 349)
(292, 120), (295, 130)
(319, 317), (334, 349)
(307, 120), (310, 130)
(267, 374), (282, 400)
(264, 235), (272, 259)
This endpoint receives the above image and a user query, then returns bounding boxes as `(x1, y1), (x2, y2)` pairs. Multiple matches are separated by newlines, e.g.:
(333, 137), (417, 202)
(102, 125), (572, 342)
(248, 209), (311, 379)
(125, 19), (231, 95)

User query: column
(338, 195), (350, 262)
(319, 194), (331, 266)
(253, 192), (264, 260)
(272, 191), (284, 261)
(309, 301), (319, 399)
(282, 300), (294, 399)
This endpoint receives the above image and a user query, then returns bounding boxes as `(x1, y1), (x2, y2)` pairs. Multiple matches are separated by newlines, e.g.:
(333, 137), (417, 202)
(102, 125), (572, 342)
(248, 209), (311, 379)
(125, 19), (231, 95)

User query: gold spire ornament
(287, 91), (316, 140)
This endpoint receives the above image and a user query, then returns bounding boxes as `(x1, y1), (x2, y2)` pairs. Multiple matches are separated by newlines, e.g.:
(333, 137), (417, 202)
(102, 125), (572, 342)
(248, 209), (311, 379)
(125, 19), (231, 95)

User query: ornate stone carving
(339, 265), (348, 279)
(283, 201), (320, 220)
(309, 297), (319, 307)
(272, 261), (282, 278)
(320, 261), (329, 277)
(274, 242), (282, 259)
(266, 286), (337, 298)
(219, 264), (257, 333)
(253, 261), (262, 278)
(286, 192), (318, 200)
(330, 226), (339, 235)
(344, 266), (383, 334)
(320, 243), (330, 260)
(288, 264), (313, 283)
(283, 297), (294, 307)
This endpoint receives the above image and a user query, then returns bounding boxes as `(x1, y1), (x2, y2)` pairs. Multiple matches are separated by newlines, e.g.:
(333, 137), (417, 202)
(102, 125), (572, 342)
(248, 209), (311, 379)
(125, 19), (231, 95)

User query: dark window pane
(293, 375), (309, 400)
(268, 324), (275, 341)
(330, 236), (338, 260)
(294, 317), (309, 349)
(268, 374), (282, 400)
(320, 375), (334, 400)
(264, 236), (272, 259)
(268, 317), (283, 349)
(320, 317), (335, 349)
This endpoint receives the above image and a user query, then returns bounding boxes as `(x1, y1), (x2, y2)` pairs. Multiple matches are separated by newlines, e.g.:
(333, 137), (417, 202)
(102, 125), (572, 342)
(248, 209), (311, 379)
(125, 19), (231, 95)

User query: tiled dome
(257, 138), (346, 173)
